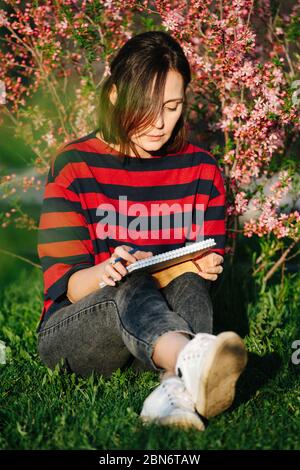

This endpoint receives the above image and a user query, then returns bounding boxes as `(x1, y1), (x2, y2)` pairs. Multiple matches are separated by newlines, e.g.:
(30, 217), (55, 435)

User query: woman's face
(109, 69), (185, 157)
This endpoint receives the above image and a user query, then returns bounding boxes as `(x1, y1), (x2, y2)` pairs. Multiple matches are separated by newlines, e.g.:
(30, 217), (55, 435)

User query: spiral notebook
(99, 238), (216, 288)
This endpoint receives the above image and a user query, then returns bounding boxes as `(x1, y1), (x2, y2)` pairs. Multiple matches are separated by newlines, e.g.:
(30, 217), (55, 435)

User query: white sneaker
(175, 331), (248, 419)
(140, 375), (205, 431)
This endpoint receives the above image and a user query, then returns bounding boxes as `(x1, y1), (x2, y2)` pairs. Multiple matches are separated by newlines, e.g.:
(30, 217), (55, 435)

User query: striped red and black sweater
(36, 129), (227, 332)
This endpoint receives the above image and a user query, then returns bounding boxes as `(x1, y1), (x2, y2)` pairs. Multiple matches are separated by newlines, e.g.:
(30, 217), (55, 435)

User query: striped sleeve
(38, 175), (94, 303)
(203, 163), (226, 256)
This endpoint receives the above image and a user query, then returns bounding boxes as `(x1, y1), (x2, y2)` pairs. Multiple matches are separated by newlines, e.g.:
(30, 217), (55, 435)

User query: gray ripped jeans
(37, 271), (213, 378)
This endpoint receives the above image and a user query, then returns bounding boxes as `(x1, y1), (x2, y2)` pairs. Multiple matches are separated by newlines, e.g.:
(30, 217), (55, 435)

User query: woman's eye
(165, 107), (177, 112)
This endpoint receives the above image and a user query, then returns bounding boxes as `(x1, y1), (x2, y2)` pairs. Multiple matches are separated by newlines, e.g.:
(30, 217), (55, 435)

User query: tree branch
(263, 237), (300, 283)
(0, 249), (42, 269)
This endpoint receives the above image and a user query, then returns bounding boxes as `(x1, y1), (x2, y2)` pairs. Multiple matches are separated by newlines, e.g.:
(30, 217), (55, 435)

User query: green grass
(0, 250), (299, 450)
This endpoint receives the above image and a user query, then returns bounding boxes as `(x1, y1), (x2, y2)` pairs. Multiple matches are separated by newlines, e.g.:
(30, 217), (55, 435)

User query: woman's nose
(154, 112), (164, 129)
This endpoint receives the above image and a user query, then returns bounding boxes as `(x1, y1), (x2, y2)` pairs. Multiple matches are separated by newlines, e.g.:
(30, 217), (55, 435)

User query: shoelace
(161, 378), (195, 411)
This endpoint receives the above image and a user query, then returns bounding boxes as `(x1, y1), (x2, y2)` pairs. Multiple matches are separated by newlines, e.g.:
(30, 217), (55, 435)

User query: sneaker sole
(140, 413), (205, 431)
(195, 331), (248, 419)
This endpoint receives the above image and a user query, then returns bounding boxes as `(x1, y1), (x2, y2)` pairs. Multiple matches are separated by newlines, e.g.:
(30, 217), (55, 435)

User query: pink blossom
(234, 191), (249, 215)
(0, 9), (8, 27)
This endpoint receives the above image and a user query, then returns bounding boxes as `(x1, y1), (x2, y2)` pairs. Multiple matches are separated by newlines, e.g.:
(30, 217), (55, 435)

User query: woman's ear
(109, 83), (118, 105)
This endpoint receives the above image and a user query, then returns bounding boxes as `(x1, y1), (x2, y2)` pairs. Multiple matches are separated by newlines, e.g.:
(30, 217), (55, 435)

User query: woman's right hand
(101, 245), (153, 286)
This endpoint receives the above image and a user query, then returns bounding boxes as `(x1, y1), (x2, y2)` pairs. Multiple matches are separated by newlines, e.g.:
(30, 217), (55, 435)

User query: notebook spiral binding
(99, 238), (216, 289)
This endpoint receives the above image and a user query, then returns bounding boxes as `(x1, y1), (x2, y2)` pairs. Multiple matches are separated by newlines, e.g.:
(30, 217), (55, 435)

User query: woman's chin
(142, 140), (165, 150)
(133, 136), (168, 156)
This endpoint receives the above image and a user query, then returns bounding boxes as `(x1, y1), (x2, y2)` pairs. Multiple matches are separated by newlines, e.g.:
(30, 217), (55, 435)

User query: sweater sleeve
(37, 156), (94, 304)
(203, 163), (226, 256)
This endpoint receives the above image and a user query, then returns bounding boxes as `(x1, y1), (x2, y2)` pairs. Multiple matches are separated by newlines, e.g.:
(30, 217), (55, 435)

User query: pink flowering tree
(0, 0), (299, 283)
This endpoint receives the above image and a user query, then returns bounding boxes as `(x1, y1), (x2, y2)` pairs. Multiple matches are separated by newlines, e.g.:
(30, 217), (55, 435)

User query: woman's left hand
(194, 252), (224, 281)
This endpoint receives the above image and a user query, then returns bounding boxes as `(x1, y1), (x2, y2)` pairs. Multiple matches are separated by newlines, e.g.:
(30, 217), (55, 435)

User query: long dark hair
(96, 30), (191, 159)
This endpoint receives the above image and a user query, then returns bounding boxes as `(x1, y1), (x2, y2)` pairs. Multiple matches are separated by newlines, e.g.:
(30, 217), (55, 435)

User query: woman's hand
(67, 245), (153, 302)
(194, 251), (224, 281)
(101, 245), (153, 286)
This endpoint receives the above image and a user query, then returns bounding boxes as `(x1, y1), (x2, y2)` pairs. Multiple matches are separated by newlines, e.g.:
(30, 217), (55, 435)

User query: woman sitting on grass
(36, 30), (247, 432)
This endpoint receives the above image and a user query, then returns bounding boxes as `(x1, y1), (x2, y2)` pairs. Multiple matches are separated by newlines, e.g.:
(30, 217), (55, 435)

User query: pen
(99, 247), (139, 288)
(112, 247), (139, 264)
